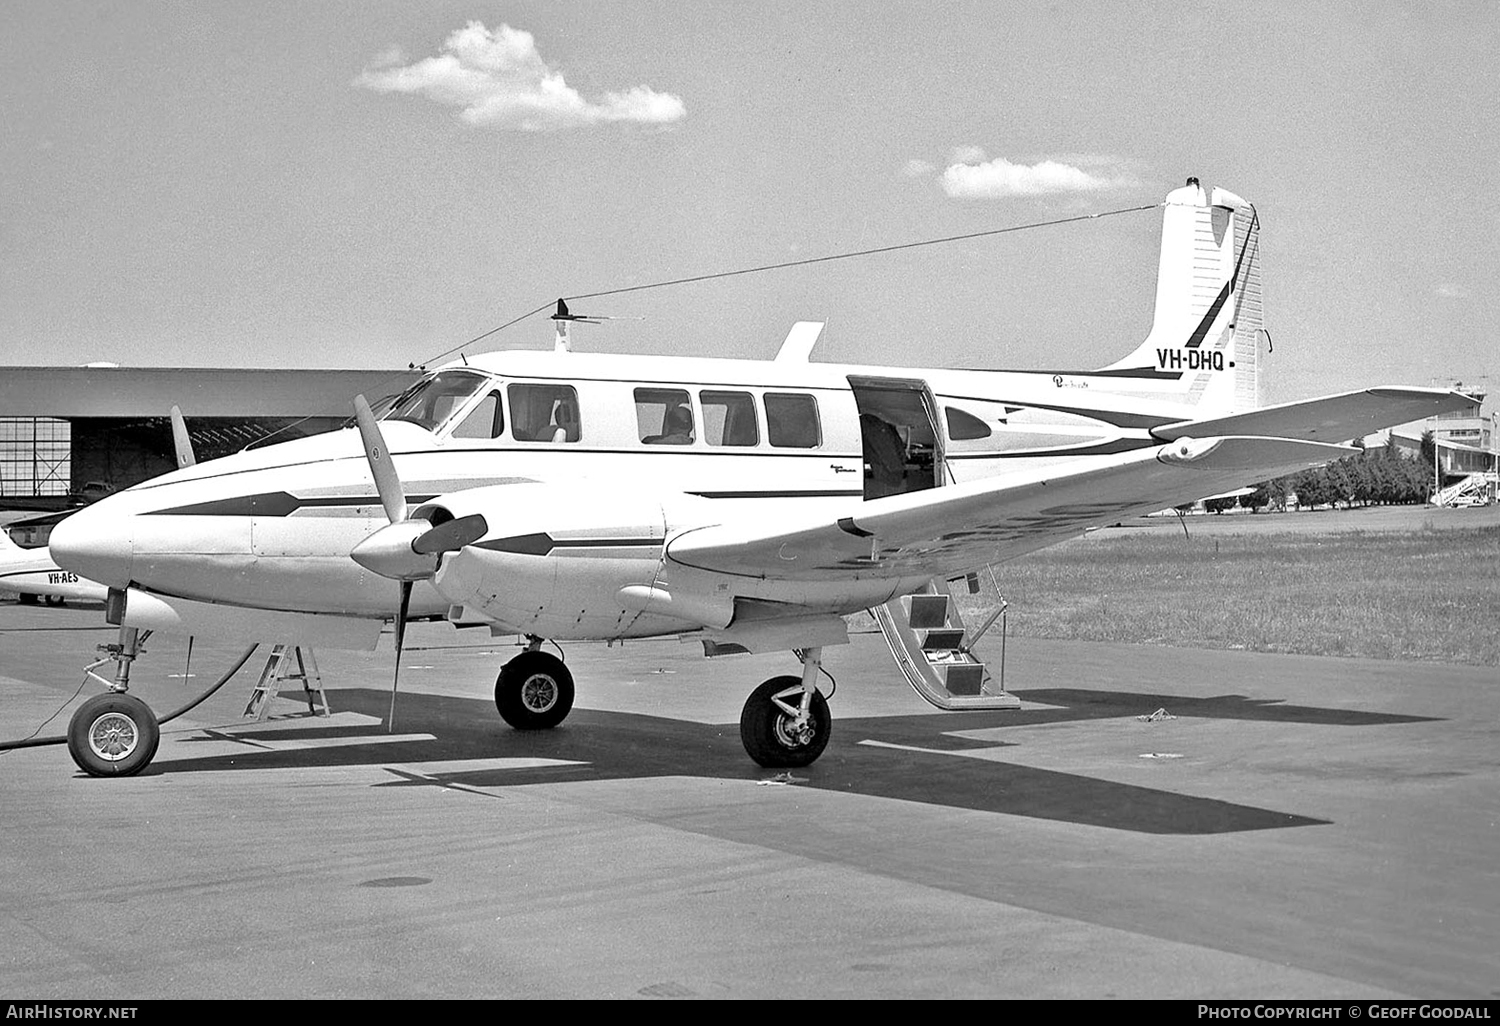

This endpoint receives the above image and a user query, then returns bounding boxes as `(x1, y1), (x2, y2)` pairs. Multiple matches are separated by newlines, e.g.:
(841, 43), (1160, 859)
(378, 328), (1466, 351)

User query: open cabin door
(847, 376), (944, 500)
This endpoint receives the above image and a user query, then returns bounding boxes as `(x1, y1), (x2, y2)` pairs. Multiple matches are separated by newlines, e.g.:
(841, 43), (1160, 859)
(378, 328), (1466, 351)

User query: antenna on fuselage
(550, 298), (639, 352)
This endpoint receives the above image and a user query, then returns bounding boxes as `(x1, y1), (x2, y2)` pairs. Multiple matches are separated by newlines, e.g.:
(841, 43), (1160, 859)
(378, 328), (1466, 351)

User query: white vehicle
(50, 179), (1472, 777)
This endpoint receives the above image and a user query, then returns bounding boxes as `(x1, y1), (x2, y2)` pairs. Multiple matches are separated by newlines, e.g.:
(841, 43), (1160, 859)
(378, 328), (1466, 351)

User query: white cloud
(901, 158), (936, 178)
(941, 156), (1128, 198)
(1435, 282), (1469, 299)
(354, 21), (685, 131)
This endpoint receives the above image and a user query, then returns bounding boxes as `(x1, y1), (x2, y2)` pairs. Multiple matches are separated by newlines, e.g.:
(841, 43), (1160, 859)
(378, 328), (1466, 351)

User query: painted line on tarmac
(390, 757), (589, 773)
(858, 738), (992, 758)
(194, 730), (437, 751)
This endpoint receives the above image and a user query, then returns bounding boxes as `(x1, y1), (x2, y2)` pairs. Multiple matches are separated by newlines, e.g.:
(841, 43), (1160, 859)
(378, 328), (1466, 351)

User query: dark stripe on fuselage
(960, 367), (1185, 382)
(474, 534), (660, 556)
(947, 437), (1158, 459)
(142, 487), (857, 517)
(143, 493), (439, 517)
(127, 447), (862, 494)
(936, 390), (1184, 430)
(686, 489), (862, 499)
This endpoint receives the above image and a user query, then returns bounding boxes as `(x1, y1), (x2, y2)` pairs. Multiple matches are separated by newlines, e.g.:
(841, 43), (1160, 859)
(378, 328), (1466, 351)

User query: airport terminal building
(1372, 387), (1500, 504)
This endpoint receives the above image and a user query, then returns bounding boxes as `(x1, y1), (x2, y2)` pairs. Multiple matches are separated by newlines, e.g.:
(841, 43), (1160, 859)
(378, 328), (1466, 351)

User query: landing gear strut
(740, 647), (831, 768)
(67, 626), (161, 777)
(494, 641), (575, 730)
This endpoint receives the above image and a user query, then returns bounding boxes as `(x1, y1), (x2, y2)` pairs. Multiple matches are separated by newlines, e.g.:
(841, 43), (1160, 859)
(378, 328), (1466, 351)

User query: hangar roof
(0, 367), (421, 418)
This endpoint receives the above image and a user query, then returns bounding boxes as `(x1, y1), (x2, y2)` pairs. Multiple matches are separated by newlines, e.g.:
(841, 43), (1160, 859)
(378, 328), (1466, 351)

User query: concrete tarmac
(1, 600), (1496, 1000)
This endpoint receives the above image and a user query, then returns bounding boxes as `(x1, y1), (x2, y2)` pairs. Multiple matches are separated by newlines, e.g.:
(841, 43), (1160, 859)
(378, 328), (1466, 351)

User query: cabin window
(945, 407), (991, 441)
(636, 388), (695, 445)
(450, 391), (504, 439)
(765, 392), (821, 448)
(508, 383), (580, 442)
(700, 390), (758, 447)
(382, 370), (491, 432)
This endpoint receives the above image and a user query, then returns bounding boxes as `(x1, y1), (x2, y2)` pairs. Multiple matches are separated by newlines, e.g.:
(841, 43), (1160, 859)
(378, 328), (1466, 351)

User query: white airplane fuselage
(50, 349), (1206, 643)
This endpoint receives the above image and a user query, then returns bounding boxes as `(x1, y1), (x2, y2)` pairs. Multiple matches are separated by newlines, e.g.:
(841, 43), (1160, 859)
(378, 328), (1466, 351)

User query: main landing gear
(494, 640), (575, 730)
(68, 626), (161, 777)
(739, 647), (831, 768)
(491, 640), (832, 768)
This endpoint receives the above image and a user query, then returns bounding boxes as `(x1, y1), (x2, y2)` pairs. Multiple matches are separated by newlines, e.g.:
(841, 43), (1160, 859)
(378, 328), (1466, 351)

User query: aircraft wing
(1149, 387), (1471, 444)
(667, 436), (1351, 582)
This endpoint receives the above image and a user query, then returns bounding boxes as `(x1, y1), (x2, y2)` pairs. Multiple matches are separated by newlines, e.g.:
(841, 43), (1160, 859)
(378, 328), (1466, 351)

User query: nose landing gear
(67, 626), (160, 777)
(68, 691), (160, 777)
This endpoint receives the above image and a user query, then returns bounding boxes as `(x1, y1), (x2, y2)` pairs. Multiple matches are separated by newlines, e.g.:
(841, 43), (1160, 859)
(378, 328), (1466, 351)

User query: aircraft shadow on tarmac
(150, 684), (1441, 836)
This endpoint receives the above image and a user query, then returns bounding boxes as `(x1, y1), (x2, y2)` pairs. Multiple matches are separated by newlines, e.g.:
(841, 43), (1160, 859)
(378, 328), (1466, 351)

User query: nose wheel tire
(495, 651), (575, 730)
(740, 675), (831, 768)
(66, 692), (161, 777)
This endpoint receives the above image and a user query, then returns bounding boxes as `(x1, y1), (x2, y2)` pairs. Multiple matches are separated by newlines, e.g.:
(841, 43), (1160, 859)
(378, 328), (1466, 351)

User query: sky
(2, 1), (1496, 406)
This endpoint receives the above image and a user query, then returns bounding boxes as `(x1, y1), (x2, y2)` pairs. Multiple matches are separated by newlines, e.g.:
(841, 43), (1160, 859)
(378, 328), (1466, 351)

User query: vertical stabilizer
(1100, 179), (1264, 413)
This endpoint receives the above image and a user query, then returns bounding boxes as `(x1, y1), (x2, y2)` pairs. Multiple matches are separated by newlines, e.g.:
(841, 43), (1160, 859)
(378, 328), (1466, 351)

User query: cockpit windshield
(379, 370), (493, 431)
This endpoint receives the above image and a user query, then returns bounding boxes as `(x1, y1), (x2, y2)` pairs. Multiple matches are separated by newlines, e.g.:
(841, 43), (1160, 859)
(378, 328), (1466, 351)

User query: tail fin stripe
(1185, 205), (1259, 350)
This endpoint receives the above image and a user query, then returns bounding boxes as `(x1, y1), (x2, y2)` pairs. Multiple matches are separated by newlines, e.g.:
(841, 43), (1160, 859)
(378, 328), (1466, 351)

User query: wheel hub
(87, 712), (139, 762)
(520, 674), (559, 714)
(774, 710), (816, 749)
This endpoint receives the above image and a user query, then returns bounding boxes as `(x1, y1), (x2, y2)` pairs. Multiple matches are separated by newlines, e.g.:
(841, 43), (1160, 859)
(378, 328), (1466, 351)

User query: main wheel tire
(495, 651), (575, 730)
(44, 594), (65, 607)
(739, 675), (831, 768)
(67, 692), (161, 777)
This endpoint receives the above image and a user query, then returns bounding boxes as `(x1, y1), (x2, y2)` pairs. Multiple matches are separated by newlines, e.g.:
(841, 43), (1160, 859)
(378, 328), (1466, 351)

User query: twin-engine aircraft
(49, 179), (1470, 777)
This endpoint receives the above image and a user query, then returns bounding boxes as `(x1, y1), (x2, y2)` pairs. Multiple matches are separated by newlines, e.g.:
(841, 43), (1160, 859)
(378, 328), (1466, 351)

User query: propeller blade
(389, 580), (411, 733)
(169, 406), (196, 468)
(412, 513), (489, 555)
(353, 394), (407, 524)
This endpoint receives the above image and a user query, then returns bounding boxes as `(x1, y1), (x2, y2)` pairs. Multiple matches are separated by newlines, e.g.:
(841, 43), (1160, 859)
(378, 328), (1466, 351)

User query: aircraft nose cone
(48, 507), (134, 590)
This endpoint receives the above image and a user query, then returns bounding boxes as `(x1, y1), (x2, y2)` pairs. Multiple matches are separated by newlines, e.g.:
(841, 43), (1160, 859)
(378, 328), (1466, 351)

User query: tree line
(1207, 433), (1438, 512)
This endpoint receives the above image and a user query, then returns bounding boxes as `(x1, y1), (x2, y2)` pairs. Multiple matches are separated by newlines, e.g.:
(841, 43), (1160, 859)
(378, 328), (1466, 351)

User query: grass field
(958, 507), (1500, 666)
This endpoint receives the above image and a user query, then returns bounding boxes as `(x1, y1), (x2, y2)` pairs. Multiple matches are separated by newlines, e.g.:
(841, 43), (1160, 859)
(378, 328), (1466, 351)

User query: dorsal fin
(775, 321), (824, 362)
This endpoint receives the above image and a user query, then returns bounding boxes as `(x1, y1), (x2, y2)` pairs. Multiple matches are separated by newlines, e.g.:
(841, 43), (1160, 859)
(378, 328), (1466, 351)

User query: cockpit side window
(508, 383), (581, 442)
(382, 371), (492, 432)
(450, 391), (504, 440)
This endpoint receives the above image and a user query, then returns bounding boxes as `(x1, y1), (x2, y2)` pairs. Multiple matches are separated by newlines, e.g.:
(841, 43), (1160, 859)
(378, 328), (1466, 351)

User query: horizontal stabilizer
(668, 435), (1353, 583)
(1150, 387), (1473, 444)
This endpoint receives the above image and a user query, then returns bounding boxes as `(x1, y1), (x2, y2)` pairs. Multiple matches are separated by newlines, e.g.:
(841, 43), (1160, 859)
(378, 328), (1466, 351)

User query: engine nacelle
(424, 482), (703, 639)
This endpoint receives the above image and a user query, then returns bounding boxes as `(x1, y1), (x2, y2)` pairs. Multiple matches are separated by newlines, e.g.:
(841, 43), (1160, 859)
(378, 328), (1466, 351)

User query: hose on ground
(0, 643), (260, 752)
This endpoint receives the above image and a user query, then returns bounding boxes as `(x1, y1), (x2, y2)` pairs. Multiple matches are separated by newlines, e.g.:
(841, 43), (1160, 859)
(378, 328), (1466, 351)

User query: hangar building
(0, 366), (421, 528)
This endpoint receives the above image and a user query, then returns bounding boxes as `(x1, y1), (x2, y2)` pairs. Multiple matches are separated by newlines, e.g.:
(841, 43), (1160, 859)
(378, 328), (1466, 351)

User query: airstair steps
(874, 581), (1020, 711)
